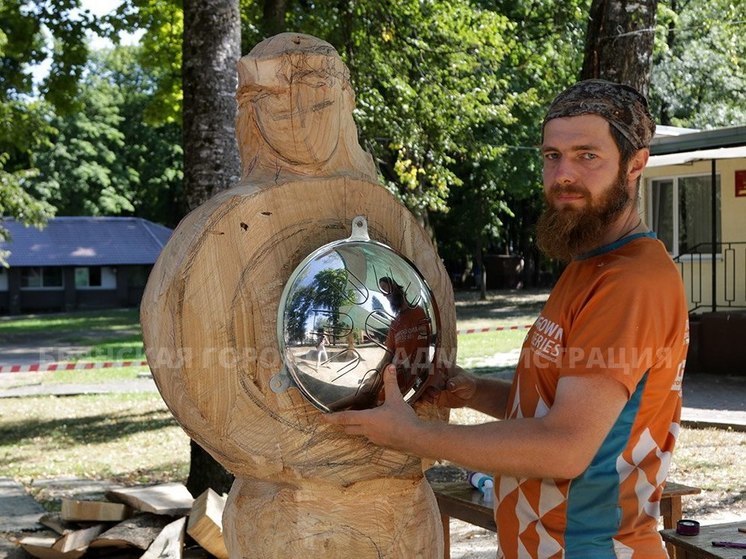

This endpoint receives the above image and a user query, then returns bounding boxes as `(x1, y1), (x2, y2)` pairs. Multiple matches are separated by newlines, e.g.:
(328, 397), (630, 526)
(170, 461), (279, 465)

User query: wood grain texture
(142, 178), (455, 483)
(105, 483), (194, 516)
(223, 476), (443, 558)
(60, 499), (130, 523)
(90, 514), (175, 550)
(141, 517), (186, 559)
(187, 489), (228, 559)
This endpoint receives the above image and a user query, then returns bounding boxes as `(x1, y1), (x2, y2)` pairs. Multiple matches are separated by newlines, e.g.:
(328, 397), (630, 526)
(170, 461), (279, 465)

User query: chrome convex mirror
(276, 216), (440, 412)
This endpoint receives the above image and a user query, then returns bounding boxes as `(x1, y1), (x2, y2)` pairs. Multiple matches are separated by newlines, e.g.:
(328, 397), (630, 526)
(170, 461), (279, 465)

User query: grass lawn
(0, 308), (140, 336)
(0, 393), (189, 485)
(456, 329), (527, 368)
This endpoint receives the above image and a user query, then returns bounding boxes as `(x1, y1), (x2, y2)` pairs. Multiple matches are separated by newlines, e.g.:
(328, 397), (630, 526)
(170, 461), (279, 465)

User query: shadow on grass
(454, 290), (549, 321)
(691, 489), (746, 517)
(470, 365), (515, 380)
(0, 308), (141, 336)
(0, 408), (178, 451)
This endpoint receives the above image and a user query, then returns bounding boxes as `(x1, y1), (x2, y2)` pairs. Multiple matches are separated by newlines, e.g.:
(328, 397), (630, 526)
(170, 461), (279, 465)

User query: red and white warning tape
(457, 324), (533, 335)
(0, 360), (149, 374)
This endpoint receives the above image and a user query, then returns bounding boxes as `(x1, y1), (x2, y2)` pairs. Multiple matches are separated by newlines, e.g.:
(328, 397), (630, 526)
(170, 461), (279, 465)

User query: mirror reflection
(278, 240), (439, 412)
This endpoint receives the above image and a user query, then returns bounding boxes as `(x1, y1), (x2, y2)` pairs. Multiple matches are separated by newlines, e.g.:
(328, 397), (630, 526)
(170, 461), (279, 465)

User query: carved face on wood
(236, 33), (374, 178)
(250, 59), (343, 165)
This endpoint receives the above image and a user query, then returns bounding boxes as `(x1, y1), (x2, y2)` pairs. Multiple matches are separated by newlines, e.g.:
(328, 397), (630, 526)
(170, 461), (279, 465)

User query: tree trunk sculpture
(141, 33), (456, 558)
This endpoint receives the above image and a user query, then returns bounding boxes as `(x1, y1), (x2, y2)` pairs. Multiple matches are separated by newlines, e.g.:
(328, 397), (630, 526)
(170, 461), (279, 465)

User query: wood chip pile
(19, 483), (228, 559)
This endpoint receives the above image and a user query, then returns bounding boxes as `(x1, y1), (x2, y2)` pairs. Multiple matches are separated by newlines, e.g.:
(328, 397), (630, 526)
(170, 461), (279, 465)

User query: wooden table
(660, 521), (746, 559)
(429, 479), (701, 559)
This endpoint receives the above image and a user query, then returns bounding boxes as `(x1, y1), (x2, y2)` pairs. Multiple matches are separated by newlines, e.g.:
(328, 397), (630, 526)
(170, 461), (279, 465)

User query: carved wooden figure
(141, 32), (456, 558)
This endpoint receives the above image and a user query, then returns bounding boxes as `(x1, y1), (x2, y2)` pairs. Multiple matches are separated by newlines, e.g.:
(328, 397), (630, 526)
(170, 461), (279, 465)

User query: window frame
(20, 267), (65, 290)
(75, 266), (104, 289)
(647, 171), (722, 257)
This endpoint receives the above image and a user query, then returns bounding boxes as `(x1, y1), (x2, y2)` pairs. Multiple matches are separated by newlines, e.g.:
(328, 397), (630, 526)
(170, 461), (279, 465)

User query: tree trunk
(475, 237), (487, 301)
(658, 0), (677, 125)
(182, 0), (241, 211)
(581, 0), (658, 96)
(262, 0), (288, 36)
(181, 0), (241, 496)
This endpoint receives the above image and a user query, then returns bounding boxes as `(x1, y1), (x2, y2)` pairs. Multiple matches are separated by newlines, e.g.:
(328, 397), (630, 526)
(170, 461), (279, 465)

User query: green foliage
(428, 0), (589, 268)
(0, 0), (96, 261)
(27, 47), (184, 224)
(31, 60), (135, 216)
(103, 0), (184, 124)
(651, 0), (746, 127)
(240, 0), (588, 277)
(7, 0), (742, 282)
(0, 0), (92, 111)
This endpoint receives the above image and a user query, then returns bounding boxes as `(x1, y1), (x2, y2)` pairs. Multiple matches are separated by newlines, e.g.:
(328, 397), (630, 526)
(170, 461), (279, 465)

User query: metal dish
(275, 216), (440, 412)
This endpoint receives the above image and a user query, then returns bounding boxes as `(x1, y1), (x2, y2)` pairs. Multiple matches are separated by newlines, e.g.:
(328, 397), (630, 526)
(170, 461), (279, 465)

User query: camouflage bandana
(543, 79), (656, 149)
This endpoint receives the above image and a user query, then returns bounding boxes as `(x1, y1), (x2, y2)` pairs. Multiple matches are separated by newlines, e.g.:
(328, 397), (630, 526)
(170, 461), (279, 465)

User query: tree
(30, 53), (135, 216)
(650, 0), (746, 128)
(106, 0), (591, 292)
(28, 48), (184, 225)
(181, 0), (241, 497)
(581, 0), (658, 95)
(430, 0), (590, 291)
(0, 0), (94, 262)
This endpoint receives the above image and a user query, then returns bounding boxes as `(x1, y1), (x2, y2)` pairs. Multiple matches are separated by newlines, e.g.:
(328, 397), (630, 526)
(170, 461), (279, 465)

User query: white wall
(641, 157), (746, 312)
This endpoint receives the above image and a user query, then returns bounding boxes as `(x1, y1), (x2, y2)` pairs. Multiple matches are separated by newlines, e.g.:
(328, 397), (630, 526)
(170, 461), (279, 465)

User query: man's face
(537, 114), (633, 261)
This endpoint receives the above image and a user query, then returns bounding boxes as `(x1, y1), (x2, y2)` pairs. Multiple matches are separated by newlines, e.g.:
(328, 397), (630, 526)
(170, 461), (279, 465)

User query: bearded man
(326, 80), (689, 559)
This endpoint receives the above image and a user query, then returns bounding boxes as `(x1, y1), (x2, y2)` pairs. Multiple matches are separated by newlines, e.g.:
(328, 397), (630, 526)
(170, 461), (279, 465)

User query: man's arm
(325, 365), (629, 480)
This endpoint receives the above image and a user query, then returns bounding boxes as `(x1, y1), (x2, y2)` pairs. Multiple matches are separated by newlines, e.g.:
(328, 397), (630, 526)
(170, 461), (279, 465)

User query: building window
(20, 267), (64, 289)
(649, 174), (721, 255)
(75, 266), (102, 288)
(74, 266), (117, 289)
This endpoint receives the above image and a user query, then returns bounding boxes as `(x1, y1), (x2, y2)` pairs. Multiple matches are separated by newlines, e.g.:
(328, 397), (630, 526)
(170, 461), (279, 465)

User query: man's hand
(423, 364), (478, 409)
(323, 364), (425, 453)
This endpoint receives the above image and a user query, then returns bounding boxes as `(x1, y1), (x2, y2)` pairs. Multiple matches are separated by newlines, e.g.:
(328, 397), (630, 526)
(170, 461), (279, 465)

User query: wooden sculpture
(141, 32), (456, 558)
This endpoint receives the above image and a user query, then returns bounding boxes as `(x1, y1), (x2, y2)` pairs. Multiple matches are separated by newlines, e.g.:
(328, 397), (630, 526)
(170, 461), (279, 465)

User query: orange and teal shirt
(495, 233), (689, 559)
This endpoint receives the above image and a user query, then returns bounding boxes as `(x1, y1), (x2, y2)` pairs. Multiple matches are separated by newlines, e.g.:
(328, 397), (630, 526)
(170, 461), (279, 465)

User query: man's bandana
(543, 79), (656, 149)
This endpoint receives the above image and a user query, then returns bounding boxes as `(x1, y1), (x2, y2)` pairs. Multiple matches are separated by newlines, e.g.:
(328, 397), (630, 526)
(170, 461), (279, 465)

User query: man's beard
(536, 171), (632, 262)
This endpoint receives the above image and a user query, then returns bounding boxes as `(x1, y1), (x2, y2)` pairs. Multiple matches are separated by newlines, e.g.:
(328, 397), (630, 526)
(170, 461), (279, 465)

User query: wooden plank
(106, 483), (194, 516)
(90, 513), (174, 550)
(52, 524), (105, 553)
(20, 536), (84, 559)
(186, 489), (228, 559)
(661, 521), (746, 559)
(141, 517), (186, 559)
(663, 481), (702, 498)
(38, 514), (74, 536)
(60, 499), (131, 522)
